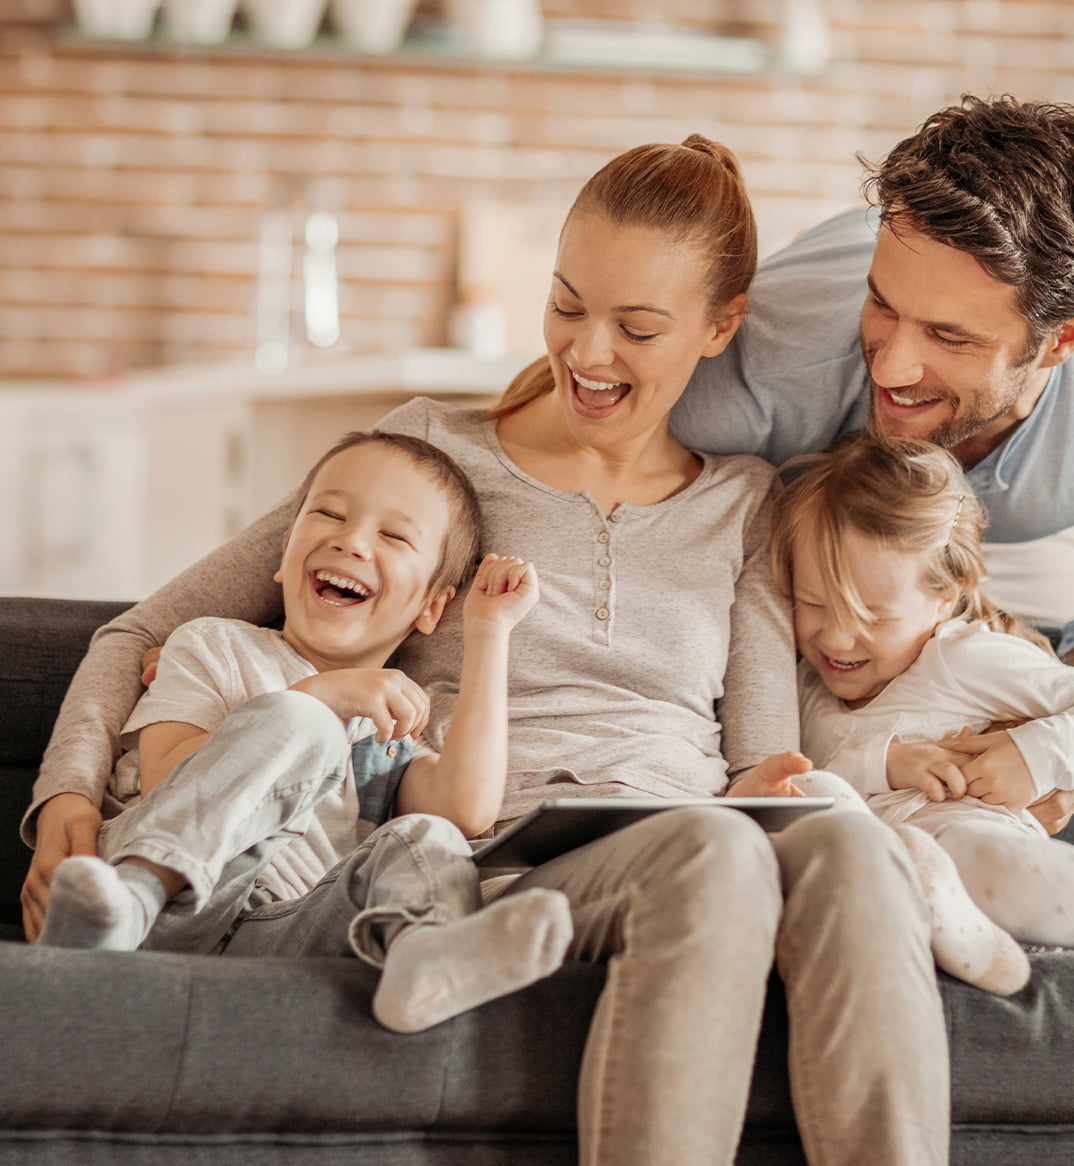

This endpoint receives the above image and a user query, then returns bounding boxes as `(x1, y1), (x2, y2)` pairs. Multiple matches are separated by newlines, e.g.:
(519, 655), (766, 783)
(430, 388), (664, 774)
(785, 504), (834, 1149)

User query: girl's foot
(896, 825), (1030, 996)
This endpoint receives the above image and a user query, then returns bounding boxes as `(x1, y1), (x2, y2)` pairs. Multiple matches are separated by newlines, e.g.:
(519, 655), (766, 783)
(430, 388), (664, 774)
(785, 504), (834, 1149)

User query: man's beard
(862, 344), (1035, 449)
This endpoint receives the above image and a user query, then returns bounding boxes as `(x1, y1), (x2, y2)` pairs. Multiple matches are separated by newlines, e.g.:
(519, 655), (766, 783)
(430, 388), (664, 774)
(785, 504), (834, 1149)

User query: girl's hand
(290, 669), (430, 743)
(944, 729), (1037, 812)
(730, 751), (811, 798)
(886, 736), (969, 802)
(463, 554), (539, 630)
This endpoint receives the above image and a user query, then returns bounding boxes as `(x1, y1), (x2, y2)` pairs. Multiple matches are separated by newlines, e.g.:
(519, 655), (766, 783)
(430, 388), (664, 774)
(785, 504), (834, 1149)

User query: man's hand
(463, 554), (539, 630)
(1027, 788), (1074, 836)
(886, 737), (969, 803)
(944, 729), (1037, 812)
(141, 646), (162, 686)
(21, 792), (102, 942)
(290, 669), (430, 743)
(730, 751), (811, 799)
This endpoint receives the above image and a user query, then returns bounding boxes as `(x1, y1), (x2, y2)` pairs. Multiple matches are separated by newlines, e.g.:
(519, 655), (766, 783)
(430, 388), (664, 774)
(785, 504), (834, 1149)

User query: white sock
(896, 825), (1029, 996)
(372, 887), (573, 1033)
(37, 856), (168, 951)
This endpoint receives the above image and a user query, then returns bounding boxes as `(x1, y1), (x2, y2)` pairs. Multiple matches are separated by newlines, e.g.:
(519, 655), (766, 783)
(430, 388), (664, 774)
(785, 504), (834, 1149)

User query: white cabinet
(0, 350), (526, 599)
(0, 386), (250, 600)
(0, 390), (147, 599)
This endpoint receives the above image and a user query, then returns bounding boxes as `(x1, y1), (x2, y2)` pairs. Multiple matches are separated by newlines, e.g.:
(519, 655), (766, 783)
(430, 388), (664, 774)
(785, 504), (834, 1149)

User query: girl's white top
(800, 618), (1074, 834)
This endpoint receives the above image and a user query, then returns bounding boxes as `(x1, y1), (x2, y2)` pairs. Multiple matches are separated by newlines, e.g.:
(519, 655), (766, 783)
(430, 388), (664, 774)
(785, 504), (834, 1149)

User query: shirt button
(596, 607), (610, 620)
(386, 744), (398, 758)
(597, 532), (610, 544)
(609, 513), (621, 522)
(599, 578), (610, 590)
(598, 556), (610, 567)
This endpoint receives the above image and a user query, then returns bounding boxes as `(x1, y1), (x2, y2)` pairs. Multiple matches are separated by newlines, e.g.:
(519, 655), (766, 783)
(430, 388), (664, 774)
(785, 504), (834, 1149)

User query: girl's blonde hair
(487, 134), (756, 421)
(770, 434), (1052, 652)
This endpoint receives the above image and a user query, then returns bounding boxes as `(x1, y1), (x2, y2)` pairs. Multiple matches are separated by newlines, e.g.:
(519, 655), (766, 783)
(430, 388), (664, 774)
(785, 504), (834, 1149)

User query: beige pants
(501, 807), (947, 1166)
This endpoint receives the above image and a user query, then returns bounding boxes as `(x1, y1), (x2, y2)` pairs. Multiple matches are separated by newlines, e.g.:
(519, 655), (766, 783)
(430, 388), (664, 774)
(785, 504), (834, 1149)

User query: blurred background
(1, 0), (1071, 599)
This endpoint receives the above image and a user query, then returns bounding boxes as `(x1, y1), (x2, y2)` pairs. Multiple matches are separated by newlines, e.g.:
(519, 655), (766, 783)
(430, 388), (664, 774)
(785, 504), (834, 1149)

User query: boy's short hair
(294, 430), (482, 596)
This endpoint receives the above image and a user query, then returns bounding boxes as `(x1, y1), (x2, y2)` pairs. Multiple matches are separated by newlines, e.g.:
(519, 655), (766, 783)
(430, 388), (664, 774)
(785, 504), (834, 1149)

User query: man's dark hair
(861, 94), (1074, 353)
(295, 430), (482, 596)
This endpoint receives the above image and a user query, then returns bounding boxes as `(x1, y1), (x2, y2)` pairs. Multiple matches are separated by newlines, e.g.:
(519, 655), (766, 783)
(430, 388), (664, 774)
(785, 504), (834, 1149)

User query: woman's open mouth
(571, 369), (631, 416)
(312, 569), (371, 607)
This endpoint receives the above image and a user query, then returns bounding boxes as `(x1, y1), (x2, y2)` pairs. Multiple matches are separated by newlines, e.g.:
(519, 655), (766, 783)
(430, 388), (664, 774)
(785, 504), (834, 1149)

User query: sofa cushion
(4, 939), (1074, 1165)
(0, 944), (598, 1136)
(945, 950), (1074, 1125)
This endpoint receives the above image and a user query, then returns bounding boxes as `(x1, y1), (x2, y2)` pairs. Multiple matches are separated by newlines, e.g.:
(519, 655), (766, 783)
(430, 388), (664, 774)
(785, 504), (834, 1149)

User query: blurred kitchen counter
(0, 349), (530, 600)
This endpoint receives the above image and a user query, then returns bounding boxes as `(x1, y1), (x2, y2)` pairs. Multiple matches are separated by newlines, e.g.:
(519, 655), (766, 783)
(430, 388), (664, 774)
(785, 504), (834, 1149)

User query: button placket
(593, 519), (616, 637)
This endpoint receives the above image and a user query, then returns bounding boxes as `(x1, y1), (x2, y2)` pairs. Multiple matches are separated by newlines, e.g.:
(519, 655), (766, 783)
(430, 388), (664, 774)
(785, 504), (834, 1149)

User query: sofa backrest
(0, 598), (132, 935)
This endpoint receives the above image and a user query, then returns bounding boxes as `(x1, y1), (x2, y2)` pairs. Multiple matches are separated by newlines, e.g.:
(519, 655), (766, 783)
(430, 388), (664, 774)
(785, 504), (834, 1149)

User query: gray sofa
(2, 596), (1074, 1165)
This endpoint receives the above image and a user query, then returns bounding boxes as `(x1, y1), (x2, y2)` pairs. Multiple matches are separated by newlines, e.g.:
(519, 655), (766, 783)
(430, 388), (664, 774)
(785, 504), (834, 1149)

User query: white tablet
(472, 796), (835, 868)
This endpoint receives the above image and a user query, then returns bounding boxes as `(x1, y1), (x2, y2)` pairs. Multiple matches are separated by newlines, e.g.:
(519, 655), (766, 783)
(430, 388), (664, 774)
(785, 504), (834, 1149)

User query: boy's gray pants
(99, 689), (479, 962)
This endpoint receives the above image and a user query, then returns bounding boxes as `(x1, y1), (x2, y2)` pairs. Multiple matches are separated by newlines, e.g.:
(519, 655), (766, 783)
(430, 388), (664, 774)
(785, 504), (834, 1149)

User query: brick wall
(2, 0), (1073, 380)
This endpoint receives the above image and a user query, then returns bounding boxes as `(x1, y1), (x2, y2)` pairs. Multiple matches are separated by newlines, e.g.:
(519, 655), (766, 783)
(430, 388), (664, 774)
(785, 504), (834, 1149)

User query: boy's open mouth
(312, 569), (371, 607)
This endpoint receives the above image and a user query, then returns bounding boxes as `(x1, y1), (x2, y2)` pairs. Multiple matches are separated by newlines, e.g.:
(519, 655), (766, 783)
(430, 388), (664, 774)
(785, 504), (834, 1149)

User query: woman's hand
(141, 646), (162, 686)
(886, 736), (969, 803)
(21, 792), (103, 942)
(729, 751), (811, 798)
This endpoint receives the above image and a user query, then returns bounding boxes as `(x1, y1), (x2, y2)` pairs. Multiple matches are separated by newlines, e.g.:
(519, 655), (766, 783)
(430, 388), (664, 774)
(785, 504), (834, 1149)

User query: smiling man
(672, 95), (1074, 652)
(860, 227), (1065, 459)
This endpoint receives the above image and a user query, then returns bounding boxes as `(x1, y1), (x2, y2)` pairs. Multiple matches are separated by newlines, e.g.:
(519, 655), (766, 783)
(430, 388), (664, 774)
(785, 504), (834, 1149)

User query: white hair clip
(946, 494), (965, 548)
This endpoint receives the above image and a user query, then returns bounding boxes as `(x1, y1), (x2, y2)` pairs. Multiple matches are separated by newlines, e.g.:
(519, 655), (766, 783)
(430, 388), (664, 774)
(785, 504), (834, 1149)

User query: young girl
(769, 433), (1074, 952)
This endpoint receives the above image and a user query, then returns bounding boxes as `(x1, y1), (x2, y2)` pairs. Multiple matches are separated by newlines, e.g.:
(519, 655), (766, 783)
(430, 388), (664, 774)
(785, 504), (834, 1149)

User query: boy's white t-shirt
(114, 616), (372, 903)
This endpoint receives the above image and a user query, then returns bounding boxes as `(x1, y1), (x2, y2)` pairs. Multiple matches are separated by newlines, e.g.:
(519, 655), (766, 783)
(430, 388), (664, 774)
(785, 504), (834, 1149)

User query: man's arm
(1028, 789), (1074, 835)
(930, 630), (1074, 827)
(670, 207), (873, 465)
